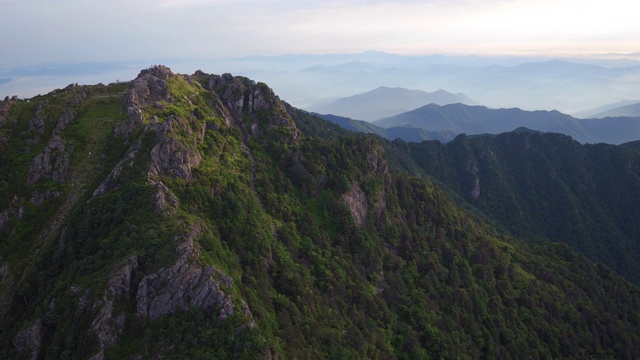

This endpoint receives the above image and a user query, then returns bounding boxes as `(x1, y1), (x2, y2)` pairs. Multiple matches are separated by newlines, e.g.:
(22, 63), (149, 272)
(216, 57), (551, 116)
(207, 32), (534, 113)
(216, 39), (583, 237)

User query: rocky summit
(1, 66), (640, 359)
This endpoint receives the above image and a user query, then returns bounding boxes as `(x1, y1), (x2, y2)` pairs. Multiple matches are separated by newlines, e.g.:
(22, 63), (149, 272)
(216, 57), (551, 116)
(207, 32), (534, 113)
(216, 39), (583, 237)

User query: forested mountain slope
(1, 67), (639, 359)
(389, 130), (640, 284)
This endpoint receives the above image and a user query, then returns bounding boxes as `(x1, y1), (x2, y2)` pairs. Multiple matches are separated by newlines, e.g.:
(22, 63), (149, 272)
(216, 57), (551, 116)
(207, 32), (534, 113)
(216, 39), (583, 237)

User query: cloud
(0, 0), (638, 68)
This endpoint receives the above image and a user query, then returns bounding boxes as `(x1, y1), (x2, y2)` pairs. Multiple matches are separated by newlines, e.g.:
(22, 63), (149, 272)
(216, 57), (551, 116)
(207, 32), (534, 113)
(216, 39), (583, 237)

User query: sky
(1, 0), (638, 69)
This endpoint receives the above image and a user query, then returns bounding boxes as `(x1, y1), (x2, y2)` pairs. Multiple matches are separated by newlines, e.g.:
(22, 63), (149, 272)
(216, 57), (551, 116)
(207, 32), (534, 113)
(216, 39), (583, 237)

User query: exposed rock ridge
(89, 256), (138, 360)
(0, 95), (18, 127)
(115, 65), (173, 137)
(135, 224), (235, 321)
(202, 72), (301, 144)
(26, 135), (70, 187)
(12, 319), (43, 360)
(93, 139), (142, 197)
(148, 116), (202, 181)
(342, 181), (368, 226)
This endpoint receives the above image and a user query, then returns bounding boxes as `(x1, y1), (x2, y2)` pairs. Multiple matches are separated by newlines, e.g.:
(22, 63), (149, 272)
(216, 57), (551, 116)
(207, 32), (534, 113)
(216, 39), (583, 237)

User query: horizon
(2, 0), (639, 114)
(2, 51), (640, 116)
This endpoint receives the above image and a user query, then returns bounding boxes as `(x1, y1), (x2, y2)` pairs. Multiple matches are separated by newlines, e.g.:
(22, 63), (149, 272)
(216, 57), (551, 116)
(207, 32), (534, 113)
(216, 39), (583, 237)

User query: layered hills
(1, 67), (640, 359)
(305, 86), (475, 121)
(373, 103), (640, 144)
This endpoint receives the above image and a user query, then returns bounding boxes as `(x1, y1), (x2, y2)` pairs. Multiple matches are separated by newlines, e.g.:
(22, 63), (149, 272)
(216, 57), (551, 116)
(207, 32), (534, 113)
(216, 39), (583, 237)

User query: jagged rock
(53, 110), (74, 134)
(136, 224), (234, 321)
(0, 95), (18, 127)
(342, 181), (368, 226)
(12, 319), (43, 360)
(26, 135), (70, 187)
(148, 117), (202, 181)
(0, 211), (8, 232)
(0, 262), (8, 282)
(115, 66), (173, 137)
(206, 73), (246, 117)
(89, 256), (138, 358)
(204, 73), (301, 144)
(29, 102), (47, 133)
(153, 182), (179, 214)
(471, 177), (481, 199)
(366, 144), (388, 174)
(29, 189), (61, 206)
(93, 139), (142, 197)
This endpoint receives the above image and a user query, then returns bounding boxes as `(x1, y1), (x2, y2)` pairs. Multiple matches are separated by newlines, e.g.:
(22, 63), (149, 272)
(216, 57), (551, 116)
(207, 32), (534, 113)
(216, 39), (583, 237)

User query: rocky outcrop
(26, 135), (70, 187)
(115, 65), (173, 137)
(148, 116), (202, 181)
(342, 181), (368, 226)
(203, 72), (301, 144)
(153, 182), (179, 215)
(205, 73), (246, 117)
(12, 319), (43, 360)
(136, 224), (234, 321)
(366, 144), (388, 174)
(0, 95), (18, 127)
(0, 211), (8, 232)
(89, 256), (138, 360)
(29, 102), (47, 134)
(29, 189), (62, 206)
(93, 139), (142, 197)
(53, 110), (74, 134)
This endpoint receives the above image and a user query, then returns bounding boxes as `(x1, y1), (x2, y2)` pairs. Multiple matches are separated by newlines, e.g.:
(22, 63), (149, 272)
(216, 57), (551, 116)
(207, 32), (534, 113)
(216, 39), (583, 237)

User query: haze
(1, 0), (639, 113)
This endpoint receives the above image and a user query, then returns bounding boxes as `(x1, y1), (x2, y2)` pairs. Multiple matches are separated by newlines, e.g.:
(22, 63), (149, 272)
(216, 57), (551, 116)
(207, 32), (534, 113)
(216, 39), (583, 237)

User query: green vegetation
(1, 68), (640, 359)
(388, 131), (640, 284)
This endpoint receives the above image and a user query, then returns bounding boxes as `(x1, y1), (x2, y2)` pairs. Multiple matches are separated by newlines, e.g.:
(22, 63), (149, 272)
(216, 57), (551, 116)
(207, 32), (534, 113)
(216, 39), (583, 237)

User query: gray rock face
(0, 261), (8, 282)
(29, 189), (61, 206)
(12, 318), (43, 360)
(342, 181), (368, 226)
(26, 135), (70, 187)
(136, 225), (234, 321)
(89, 256), (138, 359)
(203, 72), (301, 144)
(115, 66), (173, 137)
(153, 182), (179, 215)
(93, 139), (142, 197)
(366, 144), (388, 174)
(53, 110), (74, 134)
(0, 95), (18, 127)
(148, 116), (202, 181)
(0, 211), (8, 232)
(29, 102), (47, 134)
(206, 73), (246, 117)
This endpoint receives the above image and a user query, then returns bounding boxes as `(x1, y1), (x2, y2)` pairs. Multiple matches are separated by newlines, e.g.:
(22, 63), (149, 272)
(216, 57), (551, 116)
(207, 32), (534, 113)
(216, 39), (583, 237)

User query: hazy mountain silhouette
(373, 103), (640, 144)
(574, 100), (640, 118)
(306, 86), (476, 121)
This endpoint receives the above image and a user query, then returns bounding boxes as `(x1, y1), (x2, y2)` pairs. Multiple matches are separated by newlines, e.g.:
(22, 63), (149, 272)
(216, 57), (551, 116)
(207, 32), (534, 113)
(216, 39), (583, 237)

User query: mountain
(315, 113), (457, 142)
(589, 103), (640, 118)
(373, 103), (640, 144)
(2, 67), (640, 359)
(388, 129), (640, 284)
(221, 53), (640, 113)
(572, 100), (640, 118)
(305, 86), (476, 121)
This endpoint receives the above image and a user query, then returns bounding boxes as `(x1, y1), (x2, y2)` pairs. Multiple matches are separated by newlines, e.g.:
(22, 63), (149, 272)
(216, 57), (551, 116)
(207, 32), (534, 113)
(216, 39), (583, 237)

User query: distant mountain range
(574, 100), (640, 118)
(372, 103), (640, 144)
(305, 86), (475, 121)
(221, 52), (640, 113)
(315, 113), (456, 143)
(589, 103), (640, 118)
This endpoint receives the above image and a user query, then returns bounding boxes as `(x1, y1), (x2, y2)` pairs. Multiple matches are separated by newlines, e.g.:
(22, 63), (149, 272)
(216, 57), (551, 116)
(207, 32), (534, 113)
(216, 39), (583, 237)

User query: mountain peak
(306, 86), (476, 121)
(137, 65), (174, 80)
